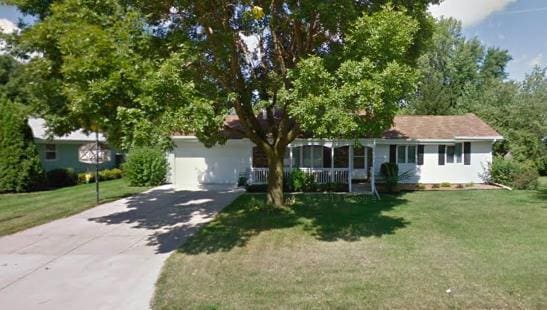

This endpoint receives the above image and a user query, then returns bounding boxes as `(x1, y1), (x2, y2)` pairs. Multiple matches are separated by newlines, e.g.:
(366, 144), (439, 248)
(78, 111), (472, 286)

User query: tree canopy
(8, 0), (438, 205)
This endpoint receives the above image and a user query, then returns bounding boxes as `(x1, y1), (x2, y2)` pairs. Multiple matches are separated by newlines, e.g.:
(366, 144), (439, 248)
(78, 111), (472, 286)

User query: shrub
(288, 169), (316, 192)
(46, 168), (78, 188)
(237, 176), (247, 187)
(512, 162), (539, 190)
(317, 182), (348, 192)
(416, 183), (426, 190)
(78, 168), (123, 184)
(432, 184), (440, 189)
(122, 147), (167, 186)
(245, 184), (268, 192)
(0, 99), (45, 192)
(100, 168), (123, 181)
(380, 162), (399, 192)
(487, 157), (539, 189)
(440, 182), (451, 188)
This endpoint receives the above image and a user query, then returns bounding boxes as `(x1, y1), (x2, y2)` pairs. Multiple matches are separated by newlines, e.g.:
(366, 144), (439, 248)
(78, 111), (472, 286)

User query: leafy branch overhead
(7, 0), (438, 205)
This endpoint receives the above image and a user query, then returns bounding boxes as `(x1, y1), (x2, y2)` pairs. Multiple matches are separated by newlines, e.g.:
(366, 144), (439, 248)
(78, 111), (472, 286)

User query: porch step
(352, 183), (372, 193)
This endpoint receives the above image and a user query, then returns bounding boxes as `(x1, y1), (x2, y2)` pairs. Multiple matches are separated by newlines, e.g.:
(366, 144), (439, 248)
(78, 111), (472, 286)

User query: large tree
(406, 18), (511, 115)
(9, 0), (437, 206)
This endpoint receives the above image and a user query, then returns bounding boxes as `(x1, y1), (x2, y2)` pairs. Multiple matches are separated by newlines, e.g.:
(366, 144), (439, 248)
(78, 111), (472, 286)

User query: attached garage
(171, 138), (253, 189)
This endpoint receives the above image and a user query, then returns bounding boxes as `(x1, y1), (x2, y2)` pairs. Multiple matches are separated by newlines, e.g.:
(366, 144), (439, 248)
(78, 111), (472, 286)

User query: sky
(1, 1), (546, 80)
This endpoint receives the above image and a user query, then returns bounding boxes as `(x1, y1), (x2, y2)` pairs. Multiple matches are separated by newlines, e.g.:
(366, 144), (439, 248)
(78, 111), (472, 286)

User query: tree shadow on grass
(180, 193), (409, 255)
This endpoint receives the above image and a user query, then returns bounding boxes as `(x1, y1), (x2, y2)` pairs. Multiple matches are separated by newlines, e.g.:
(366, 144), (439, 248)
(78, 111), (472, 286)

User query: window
(397, 145), (417, 164)
(293, 146), (301, 168)
(353, 146), (365, 169)
(455, 143), (462, 163)
(45, 144), (56, 160)
(334, 146), (349, 168)
(446, 145), (455, 163)
(397, 145), (406, 163)
(302, 146), (312, 168)
(301, 146), (323, 168)
(445, 143), (462, 164)
(283, 149), (291, 168)
(407, 146), (416, 164)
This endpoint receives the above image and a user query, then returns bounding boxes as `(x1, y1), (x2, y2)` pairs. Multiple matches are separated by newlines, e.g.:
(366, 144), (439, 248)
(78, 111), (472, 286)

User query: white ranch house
(168, 113), (502, 194)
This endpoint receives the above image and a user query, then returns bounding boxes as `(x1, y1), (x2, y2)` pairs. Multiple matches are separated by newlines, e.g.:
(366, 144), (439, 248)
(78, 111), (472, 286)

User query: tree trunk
(266, 151), (285, 207)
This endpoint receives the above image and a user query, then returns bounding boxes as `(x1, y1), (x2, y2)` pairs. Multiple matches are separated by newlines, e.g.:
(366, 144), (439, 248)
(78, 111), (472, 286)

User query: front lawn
(154, 188), (547, 309)
(0, 179), (150, 236)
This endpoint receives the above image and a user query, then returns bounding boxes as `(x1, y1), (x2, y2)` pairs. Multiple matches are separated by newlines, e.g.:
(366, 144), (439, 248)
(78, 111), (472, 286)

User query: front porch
(247, 140), (379, 196)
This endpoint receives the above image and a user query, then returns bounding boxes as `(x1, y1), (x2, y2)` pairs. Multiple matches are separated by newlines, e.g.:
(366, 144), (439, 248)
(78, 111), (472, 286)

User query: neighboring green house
(29, 118), (119, 173)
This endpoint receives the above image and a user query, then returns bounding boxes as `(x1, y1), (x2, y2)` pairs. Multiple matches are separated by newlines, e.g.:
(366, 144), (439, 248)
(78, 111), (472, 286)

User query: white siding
(373, 141), (493, 184)
(171, 139), (253, 189)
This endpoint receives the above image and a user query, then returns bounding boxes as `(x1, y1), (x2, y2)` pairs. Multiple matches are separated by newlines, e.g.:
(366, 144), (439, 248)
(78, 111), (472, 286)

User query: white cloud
(0, 18), (18, 33)
(528, 53), (544, 67)
(429, 0), (517, 27)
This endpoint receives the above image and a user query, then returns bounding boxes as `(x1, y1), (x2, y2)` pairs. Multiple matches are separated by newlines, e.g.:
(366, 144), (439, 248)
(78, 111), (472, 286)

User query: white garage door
(173, 140), (252, 189)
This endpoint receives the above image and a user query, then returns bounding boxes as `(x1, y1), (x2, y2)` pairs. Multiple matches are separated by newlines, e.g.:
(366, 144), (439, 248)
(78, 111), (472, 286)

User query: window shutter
(417, 145), (424, 165)
(438, 145), (445, 166)
(464, 142), (471, 165)
(389, 145), (396, 163)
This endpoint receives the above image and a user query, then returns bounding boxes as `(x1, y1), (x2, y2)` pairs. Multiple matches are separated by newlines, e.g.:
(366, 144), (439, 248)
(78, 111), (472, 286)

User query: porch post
(249, 150), (254, 184)
(289, 145), (293, 172)
(330, 143), (335, 182)
(371, 140), (380, 199)
(348, 144), (353, 192)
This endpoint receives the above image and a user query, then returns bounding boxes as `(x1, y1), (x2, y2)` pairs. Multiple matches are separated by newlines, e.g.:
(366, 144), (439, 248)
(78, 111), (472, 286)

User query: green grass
(0, 179), (150, 236)
(154, 188), (547, 309)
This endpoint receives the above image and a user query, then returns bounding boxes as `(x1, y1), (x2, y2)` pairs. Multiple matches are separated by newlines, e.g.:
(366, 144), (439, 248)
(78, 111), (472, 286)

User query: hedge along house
(169, 113), (502, 194)
(28, 118), (118, 173)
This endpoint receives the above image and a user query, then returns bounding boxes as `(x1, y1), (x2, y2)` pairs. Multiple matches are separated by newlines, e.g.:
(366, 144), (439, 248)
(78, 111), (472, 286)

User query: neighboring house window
(396, 145), (416, 164)
(353, 147), (365, 169)
(45, 144), (57, 160)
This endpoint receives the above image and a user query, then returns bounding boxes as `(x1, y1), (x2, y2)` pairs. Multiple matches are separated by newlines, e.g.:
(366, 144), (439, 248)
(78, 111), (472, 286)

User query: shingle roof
(383, 113), (502, 140)
(174, 113), (502, 141)
(28, 118), (107, 142)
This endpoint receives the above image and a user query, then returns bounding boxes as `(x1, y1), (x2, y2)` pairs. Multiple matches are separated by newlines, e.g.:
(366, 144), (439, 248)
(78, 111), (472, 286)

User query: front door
(352, 147), (373, 181)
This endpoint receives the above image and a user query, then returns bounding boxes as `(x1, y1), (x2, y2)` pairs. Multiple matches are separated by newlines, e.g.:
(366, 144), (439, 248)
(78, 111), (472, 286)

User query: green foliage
(46, 168), (78, 188)
(406, 18), (512, 115)
(288, 170), (317, 192)
(122, 147), (167, 186)
(487, 157), (539, 190)
(10, 0), (436, 205)
(440, 182), (451, 188)
(237, 176), (248, 187)
(0, 98), (45, 193)
(77, 168), (123, 184)
(380, 162), (399, 192)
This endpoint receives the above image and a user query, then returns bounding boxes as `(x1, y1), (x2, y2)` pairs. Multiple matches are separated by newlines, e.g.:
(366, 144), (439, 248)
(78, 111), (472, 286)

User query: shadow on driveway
(88, 185), (243, 254)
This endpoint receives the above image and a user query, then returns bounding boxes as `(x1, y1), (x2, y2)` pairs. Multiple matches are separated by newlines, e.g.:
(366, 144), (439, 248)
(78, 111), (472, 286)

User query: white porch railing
(248, 168), (350, 184)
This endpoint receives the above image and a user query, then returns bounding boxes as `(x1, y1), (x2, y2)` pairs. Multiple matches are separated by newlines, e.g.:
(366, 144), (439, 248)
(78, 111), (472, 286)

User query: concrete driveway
(0, 184), (243, 310)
